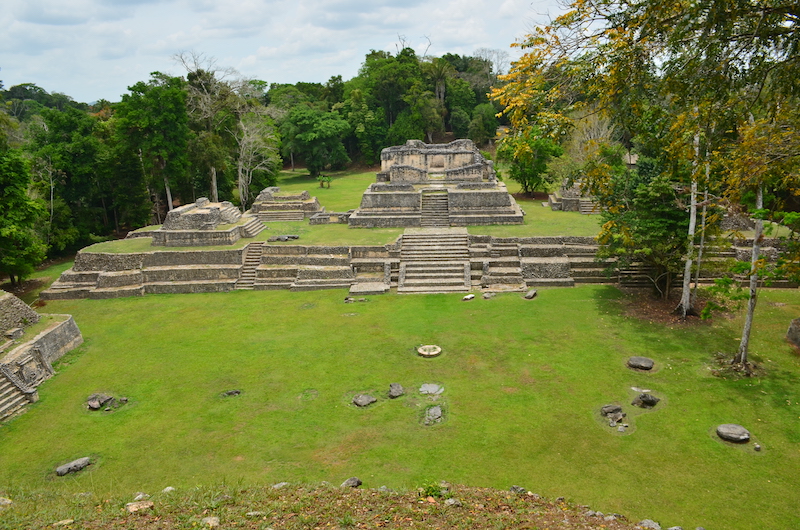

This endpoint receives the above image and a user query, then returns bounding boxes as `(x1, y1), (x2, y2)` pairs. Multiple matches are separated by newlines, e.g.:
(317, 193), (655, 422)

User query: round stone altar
(417, 345), (442, 358)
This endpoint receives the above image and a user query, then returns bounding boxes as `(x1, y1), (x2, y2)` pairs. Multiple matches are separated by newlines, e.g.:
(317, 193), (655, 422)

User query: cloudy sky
(1, 0), (564, 104)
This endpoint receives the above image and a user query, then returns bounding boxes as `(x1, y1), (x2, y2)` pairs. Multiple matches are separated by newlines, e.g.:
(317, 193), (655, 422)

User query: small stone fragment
(444, 498), (462, 507)
(424, 405), (443, 425)
(245, 511), (265, 517)
(352, 394), (377, 407)
(0, 497), (12, 508)
(600, 404), (622, 416)
(201, 516), (220, 528)
(638, 519), (662, 530)
(222, 389), (241, 397)
(53, 519), (74, 526)
(162, 487), (175, 493)
(716, 424), (750, 443)
(87, 393), (113, 410)
(419, 383), (443, 395)
(482, 292), (495, 300)
(388, 383), (404, 399)
(666, 527), (684, 530)
(627, 356), (655, 370)
(556, 496), (565, 503)
(125, 500), (154, 513)
(631, 393), (660, 408)
(509, 485), (527, 494)
(524, 289), (538, 300)
(754, 443), (762, 451)
(618, 426), (626, 432)
(462, 294), (475, 301)
(341, 477), (362, 488)
(56, 457), (91, 476)
(272, 482), (290, 489)
(133, 492), (149, 501)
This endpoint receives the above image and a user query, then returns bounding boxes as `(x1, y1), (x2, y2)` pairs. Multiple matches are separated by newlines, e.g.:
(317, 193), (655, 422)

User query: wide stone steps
(420, 192), (450, 228)
(256, 210), (305, 222)
(236, 242), (265, 290)
(241, 217), (266, 237)
(0, 379), (29, 420)
(579, 198), (601, 215)
(87, 285), (145, 299)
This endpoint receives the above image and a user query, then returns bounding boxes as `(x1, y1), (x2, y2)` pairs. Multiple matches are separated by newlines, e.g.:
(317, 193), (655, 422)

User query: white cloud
(1, 0), (566, 102)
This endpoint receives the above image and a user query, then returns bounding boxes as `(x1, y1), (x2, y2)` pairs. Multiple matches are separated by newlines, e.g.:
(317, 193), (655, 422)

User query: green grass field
(2, 283), (799, 529)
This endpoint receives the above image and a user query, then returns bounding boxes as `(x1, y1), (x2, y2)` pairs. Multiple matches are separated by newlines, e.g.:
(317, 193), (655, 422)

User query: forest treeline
(0, 47), (508, 282)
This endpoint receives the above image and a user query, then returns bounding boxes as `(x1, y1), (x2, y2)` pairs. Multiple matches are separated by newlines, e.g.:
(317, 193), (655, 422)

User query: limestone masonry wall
(0, 292), (40, 334)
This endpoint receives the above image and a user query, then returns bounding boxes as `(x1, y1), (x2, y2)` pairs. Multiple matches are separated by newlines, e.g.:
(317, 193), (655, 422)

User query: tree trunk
(290, 152), (295, 172)
(210, 166), (218, 202)
(163, 174), (174, 211)
(692, 188), (709, 301)
(676, 132), (700, 318)
(734, 184), (763, 366)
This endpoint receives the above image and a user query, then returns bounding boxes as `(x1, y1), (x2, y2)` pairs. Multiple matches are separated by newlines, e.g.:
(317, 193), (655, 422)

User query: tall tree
(116, 73), (190, 214)
(0, 149), (46, 285)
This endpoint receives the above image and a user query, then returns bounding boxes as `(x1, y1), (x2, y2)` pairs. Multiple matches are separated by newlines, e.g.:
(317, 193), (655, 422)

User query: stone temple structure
(347, 139), (524, 228)
(151, 198), (264, 246)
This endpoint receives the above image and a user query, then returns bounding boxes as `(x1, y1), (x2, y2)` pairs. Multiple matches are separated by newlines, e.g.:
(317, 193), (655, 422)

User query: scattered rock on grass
(787, 318), (800, 349)
(462, 294), (475, 301)
(353, 394), (377, 407)
(126, 500), (154, 513)
(444, 498), (462, 507)
(341, 477), (362, 488)
(716, 424), (750, 443)
(272, 482), (290, 489)
(0, 497), (12, 508)
(388, 383), (404, 398)
(87, 393), (113, 410)
(638, 520), (661, 529)
(627, 356), (655, 370)
(482, 292), (495, 300)
(222, 389), (241, 397)
(420, 383), (443, 395)
(162, 487), (175, 493)
(509, 485), (527, 494)
(524, 289), (538, 300)
(631, 393), (660, 408)
(201, 516), (220, 527)
(56, 457), (91, 476)
(53, 520), (74, 527)
(424, 405), (443, 425)
(133, 492), (149, 501)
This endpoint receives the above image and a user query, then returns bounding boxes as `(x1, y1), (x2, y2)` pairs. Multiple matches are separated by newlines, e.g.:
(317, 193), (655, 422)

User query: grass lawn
(1, 281), (799, 530)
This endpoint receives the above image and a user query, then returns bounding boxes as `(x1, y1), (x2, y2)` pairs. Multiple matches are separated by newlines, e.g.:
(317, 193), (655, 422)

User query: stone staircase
(480, 241), (525, 290)
(240, 216), (266, 237)
(255, 210), (305, 222)
(420, 190), (450, 228)
(254, 246), (354, 291)
(236, 242), (265, 290)
(579, 198), (601, 215)
(398, 229), (470, 293)
(0, 374), (32, 421)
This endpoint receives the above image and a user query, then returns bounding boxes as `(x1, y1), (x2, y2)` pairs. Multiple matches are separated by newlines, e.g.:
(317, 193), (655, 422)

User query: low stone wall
(144, 250), (244, 266)
(73, 252), (148, 272)
(151, 226), (241, 247)
(0, 292), (40, 334)
(29, 316), (83, 365)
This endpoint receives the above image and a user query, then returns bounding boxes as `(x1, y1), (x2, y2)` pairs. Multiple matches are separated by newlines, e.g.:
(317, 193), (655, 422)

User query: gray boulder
(424, 405), (443, 425)
(716, 423), (750, 443)
(388, 383), (404, 399)
(509, 485), (527, 494)
(341, 477), (362, 488)
(87, 393), (113, 410)
(787, 318), (800, 349)
(627, 356), (655, 370)
(352, 394), (377, 407)
(600, 404), (622, 416)
(444, 498), (462, 507)
(56, 457), (91, 476)
(632, 393), (660, 408)
(524, 289), (538, 300)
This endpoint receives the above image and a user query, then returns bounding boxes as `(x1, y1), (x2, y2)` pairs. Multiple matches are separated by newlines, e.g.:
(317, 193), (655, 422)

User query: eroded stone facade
(348, 140), (524, 227)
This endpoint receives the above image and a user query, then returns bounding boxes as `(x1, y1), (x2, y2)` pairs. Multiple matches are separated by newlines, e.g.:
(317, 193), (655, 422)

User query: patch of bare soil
(615, 287), (715, 326)
(512, 191), (549, 201)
